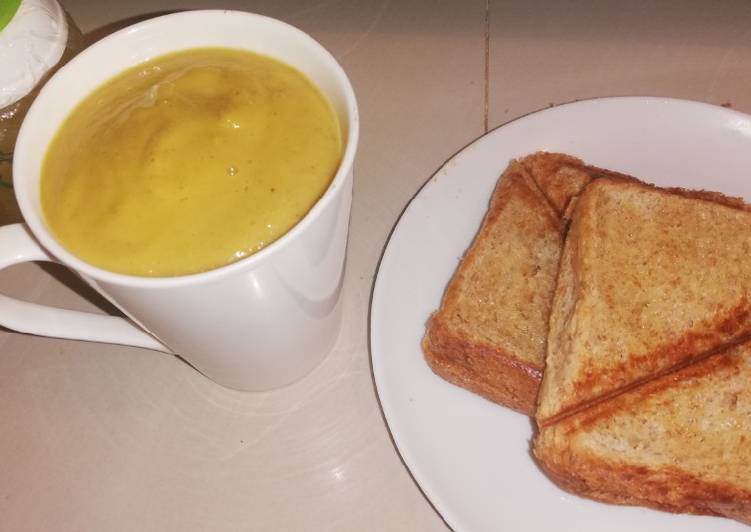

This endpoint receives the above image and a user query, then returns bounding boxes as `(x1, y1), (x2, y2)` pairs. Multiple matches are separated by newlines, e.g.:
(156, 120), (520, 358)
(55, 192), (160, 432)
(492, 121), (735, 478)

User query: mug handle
(0, 223), (168, 351)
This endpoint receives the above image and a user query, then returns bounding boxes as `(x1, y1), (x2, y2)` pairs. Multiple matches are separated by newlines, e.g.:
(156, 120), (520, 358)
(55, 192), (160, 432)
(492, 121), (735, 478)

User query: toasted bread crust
(422, 152), (601, 414)
(537, 177), (751, 425)
(426, 152), (751, 523)
(537, 177), (751, 522)
(422, 159), (555, 414)
(535, 448), (751, 519)
(540, 331), (751, 428)
(520, 152), (593, 215)
(535, 343), (751, 522)
(549, 342), (750, 431)
(423, 319), (542, 415)
(425, 152), (751, 522)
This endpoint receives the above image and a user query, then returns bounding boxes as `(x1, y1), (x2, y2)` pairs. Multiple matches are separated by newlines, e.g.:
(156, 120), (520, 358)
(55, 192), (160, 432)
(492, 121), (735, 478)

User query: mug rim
(15, 9), (359, 288)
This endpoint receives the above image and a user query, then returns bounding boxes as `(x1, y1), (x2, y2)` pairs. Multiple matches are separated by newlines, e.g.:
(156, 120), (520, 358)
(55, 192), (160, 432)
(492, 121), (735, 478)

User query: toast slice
(534, 339), (751, 523)
(537, 178), (751, 425)
(422, 152), (611, 414)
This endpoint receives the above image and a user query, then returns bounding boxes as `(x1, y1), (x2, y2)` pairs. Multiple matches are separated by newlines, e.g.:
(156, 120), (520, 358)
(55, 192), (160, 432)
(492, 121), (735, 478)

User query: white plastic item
(0, 0), (68, 108)
(3, 10), (359, 392)
(1, 0), (80, 225)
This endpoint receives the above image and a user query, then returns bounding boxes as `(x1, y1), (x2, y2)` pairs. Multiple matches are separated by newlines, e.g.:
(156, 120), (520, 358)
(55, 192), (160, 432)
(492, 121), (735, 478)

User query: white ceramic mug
(0, 10), (359, 391)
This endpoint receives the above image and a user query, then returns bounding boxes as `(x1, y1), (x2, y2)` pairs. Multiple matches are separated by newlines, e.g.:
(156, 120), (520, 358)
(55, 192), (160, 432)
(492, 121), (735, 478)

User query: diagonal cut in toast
(534, 339), (751, 522)
(422, 152), (626, 414)
(535, 177), (751, 523)
(537, 177), (751, 426)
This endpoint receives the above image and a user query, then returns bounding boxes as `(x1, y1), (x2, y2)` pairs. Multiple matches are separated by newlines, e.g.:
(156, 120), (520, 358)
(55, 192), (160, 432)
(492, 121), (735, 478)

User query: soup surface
(41, 47), (342, 276)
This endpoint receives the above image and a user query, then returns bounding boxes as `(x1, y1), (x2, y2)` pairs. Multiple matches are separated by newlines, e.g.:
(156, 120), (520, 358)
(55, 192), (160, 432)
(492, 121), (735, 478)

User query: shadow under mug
(0, 10), (359, 391)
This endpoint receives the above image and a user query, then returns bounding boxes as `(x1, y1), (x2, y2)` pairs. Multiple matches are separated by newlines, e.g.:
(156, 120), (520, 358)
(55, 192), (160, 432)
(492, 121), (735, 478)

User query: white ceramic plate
(370, 97), (751, 532)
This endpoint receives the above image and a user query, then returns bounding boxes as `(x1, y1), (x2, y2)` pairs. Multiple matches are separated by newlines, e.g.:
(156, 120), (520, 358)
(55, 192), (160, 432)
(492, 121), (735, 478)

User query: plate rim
(370, 95), (751, 531)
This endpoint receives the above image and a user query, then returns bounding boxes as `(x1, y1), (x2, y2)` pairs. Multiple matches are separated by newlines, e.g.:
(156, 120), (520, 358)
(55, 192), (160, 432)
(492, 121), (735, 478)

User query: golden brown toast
(424, 153), (751, 521)
(422, 152), (612, 414)
(537, 178), (751, 425)
(534, 339), (751, 522)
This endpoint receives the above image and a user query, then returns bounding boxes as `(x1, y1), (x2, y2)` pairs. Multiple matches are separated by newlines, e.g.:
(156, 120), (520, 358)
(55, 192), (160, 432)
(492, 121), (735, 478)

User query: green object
(0, 0), (22, 32)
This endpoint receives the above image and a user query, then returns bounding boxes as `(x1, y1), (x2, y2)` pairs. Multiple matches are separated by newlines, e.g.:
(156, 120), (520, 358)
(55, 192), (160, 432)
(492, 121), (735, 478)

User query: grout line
(484, 0), (490, 133)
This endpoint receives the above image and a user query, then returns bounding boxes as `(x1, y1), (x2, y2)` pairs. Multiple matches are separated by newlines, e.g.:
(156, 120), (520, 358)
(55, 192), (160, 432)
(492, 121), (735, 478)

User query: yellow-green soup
(41, 48), (342, 277)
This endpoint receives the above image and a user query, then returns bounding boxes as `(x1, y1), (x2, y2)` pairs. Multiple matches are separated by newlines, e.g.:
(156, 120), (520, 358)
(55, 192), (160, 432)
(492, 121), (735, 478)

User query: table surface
(3, 1), (751, 531)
